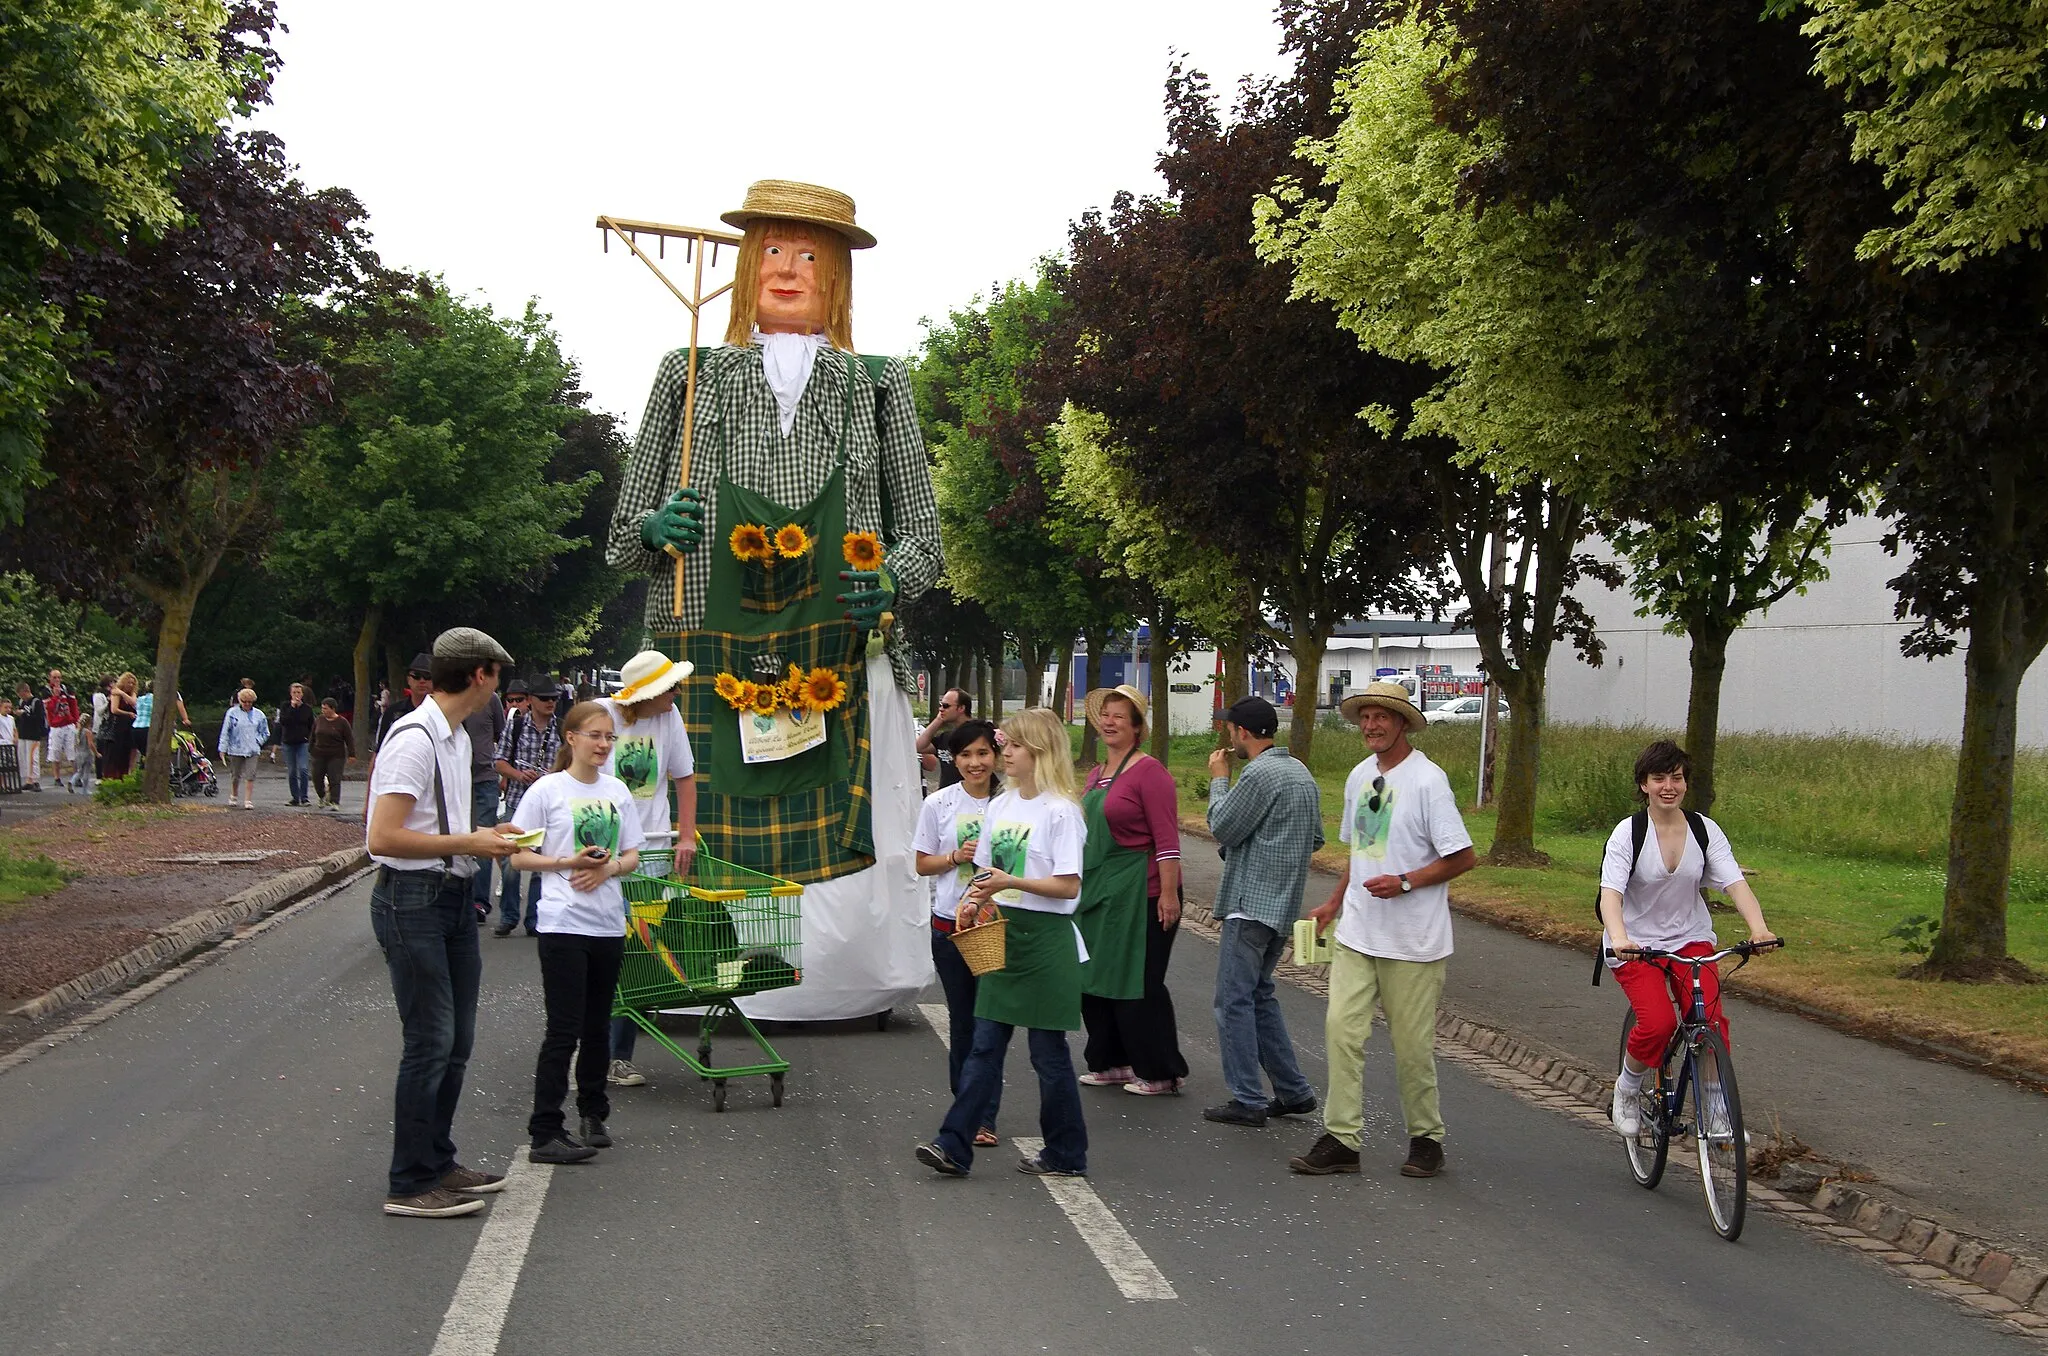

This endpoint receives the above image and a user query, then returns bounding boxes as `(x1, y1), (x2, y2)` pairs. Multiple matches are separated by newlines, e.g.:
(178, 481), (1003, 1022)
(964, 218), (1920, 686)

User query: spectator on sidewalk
(460, 682), (508, 923)
(1076, 684), (1188, 1097)
(43, 670), (80, 793)
(375, 656), (434, 755)
(309, 697), (356, 810)
(916, 687), (971, 790)
(275, 682), (316, 806)
(364, 625), (522, 1218)
(219, 687), (270, 810)
(0, 697), (16, 774)
(107, 673), (138, 777)
(1290, 681), (1474, 1181)
(491, 679), (561, 937)
(1200, 696), (1324, 1128)
(14, 681), (45, 790)
(81, 676), (111, 789)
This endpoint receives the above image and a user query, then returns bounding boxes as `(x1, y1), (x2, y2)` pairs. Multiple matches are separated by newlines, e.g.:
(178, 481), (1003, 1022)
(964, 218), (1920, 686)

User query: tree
(0, 0), (239, 507)
(0, 571), (149, 692)
(272, 288), (595, 735)
(1060, 0), (1448, 767)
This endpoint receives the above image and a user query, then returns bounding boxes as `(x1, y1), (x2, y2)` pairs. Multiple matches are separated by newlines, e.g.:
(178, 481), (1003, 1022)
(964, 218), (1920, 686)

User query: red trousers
(1616, 940), (1728, 1066)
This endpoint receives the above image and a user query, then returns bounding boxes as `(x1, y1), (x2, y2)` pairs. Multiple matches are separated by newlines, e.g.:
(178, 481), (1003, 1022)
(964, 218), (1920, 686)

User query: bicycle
(1614, 938), (1784, 1241)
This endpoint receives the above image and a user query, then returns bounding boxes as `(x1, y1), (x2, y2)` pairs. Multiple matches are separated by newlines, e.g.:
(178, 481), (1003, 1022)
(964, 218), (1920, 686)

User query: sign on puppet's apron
(736, 704), (828, 764)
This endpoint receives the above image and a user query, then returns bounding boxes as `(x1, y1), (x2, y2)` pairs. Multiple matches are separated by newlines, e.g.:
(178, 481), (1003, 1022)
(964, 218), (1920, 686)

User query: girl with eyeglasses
(508, 700), (645, 1165)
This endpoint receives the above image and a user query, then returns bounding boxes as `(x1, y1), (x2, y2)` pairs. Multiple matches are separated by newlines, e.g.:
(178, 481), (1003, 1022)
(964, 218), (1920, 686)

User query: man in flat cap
(607, 180), (941, 1022)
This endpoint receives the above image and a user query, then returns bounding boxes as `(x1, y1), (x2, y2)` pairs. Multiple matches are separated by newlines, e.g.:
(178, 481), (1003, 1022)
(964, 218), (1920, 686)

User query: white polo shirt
(367, 696), (476, 876)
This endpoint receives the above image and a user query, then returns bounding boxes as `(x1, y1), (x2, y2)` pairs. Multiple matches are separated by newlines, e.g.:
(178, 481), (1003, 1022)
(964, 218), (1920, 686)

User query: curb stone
(1174, 855), (2048, 1346)
(8, 847), (369, 1022)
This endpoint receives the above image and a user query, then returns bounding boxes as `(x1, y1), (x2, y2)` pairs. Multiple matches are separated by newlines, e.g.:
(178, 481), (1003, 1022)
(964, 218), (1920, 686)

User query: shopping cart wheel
(875, 1010), (892, 1032)
(770, 1073), (785, 1108)
(711, 1080), (727, 1113)
(696, 1038), (712, 1064)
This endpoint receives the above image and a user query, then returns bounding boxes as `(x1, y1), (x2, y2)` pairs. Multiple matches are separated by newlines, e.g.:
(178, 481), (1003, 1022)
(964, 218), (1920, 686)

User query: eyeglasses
(573, 730), (618, 743)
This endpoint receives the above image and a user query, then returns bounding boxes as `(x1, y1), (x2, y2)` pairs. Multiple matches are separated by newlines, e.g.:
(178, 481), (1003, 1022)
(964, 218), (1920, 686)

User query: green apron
(975, 906), (1083, 1032)
(1076, 750), (1149, 1000)
(665, 350), (874, 885)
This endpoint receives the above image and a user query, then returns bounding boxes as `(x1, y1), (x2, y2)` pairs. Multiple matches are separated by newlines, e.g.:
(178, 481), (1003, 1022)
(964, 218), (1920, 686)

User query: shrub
(93, 769), (148, 807)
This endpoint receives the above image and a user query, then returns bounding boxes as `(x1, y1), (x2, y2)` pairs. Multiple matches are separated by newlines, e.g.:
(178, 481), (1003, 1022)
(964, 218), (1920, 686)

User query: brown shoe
(383, 1187), (486, 1217)
(440, 1164), (507, 1194)
(1288, 1133), (1361, 1175)
(1401, 1136), (1444, 1178)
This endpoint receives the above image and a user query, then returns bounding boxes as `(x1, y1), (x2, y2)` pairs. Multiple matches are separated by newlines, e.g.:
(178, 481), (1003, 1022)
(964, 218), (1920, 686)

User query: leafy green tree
(0, 571), (149, 691)
(0, 0), (241, 506)
(272, 288), (595, 733)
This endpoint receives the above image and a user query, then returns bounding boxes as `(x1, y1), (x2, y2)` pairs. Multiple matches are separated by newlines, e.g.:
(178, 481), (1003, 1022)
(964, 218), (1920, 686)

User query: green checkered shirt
(1207, 747), (1326, 931)
(607, 344), (942, 694)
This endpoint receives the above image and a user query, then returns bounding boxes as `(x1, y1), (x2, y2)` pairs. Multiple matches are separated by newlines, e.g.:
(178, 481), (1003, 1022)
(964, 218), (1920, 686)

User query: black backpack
(1591, 808), (1709, 986)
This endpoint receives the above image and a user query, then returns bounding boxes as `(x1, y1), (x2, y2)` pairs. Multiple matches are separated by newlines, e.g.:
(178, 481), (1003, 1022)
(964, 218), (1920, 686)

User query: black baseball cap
(1223, 695), (1279, 739)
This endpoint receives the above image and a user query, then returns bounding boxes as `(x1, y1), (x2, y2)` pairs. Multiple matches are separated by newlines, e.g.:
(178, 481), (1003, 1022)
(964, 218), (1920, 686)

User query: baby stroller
(169, 729), (220, 798)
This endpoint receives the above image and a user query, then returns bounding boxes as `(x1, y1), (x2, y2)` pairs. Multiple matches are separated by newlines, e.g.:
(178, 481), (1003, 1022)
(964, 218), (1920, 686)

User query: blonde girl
(508, 701), (645, 1164)
(917, 707), (1090, 1179)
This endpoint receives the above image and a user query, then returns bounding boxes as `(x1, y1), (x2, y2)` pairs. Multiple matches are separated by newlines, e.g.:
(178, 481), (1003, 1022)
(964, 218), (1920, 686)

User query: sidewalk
(1175, 835), (2048, 1259)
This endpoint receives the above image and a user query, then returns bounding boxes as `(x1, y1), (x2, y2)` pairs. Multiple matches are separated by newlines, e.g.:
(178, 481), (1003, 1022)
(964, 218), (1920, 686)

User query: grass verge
(0, 849), (78, 920)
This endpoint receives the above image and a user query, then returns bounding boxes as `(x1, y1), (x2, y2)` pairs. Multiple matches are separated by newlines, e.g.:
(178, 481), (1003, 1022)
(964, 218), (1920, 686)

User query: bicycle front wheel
(1618, 1011), (1667, 1189)
(1691, 1028), (1747, 1240)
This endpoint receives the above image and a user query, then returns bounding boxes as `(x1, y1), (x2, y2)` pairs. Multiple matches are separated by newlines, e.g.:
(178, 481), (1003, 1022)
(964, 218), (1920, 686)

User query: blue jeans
(1213, 917), (1316, 1109)
(610, 1015), (637, 1062)
(282, 741), (309, 803)
(369, 868), (481, 1196)
(931, 922), (1000, 1130)
(937, 1018), (1086, 1174)
(469, 779), (499, 913)
(497, 866), (542, 931)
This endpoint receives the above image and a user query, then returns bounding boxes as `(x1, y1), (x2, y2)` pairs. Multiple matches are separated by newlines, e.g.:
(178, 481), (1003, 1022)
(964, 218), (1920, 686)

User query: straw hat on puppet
(1084, 683), (1151, 728)
(613, 650), (694, 704)
(722, 180), (877, 249)
(1338, 680), (1426, 732)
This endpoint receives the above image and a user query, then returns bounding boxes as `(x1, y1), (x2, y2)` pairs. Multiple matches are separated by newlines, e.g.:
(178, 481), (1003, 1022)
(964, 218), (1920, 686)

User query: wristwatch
(1399, 873), (1412, 893)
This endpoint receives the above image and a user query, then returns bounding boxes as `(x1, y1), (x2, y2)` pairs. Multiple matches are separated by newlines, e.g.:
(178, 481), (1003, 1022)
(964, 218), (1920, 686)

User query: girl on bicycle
(1601, 740), (1776, 1135)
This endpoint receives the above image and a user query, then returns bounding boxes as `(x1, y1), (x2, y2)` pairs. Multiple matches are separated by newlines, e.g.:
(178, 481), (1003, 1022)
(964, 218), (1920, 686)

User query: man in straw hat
(607, 181), (941, 1021)
(1288, 681), (1475, 1181)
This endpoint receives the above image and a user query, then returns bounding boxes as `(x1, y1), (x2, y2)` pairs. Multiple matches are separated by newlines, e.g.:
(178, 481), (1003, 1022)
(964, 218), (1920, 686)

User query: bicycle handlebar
(1615, 938), (1785, 965)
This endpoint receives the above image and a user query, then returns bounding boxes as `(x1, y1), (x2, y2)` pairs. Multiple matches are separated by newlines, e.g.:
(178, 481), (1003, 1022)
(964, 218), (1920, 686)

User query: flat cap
(432, 626), (513, 668)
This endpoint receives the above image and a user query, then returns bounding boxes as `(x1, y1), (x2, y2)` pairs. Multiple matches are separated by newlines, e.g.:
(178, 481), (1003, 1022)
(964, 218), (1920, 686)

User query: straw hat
(1339, 680), (1426, 732)
(1084, 684), (1150, 728)
(721, 180), (876, 249)
(613, 650), (694, 704)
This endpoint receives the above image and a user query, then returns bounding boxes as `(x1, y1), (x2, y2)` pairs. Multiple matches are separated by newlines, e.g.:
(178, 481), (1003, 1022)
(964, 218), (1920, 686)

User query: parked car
(599, 668), (624, 694)
(1430, 694), (1507, 725)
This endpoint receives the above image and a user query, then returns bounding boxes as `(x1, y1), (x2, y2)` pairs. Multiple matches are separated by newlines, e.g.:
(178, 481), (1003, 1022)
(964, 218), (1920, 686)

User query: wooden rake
(597, 215), (744, 619)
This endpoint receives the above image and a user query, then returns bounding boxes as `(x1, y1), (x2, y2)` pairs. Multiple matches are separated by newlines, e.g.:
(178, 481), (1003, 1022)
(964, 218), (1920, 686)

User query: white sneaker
(1611, 1081), (1642, 1137)
(607, 1059), (646, 1087)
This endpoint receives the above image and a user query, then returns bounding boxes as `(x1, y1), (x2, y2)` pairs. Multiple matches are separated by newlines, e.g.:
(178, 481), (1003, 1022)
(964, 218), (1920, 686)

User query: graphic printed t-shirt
(597, 698), (695, 840)
(1336, 748), (1473, 962)
(973, 788), (1086, 915)
(1600, 813), (1744, 961)
(913, 782), (991, 921)
(511, 770), (646, 936)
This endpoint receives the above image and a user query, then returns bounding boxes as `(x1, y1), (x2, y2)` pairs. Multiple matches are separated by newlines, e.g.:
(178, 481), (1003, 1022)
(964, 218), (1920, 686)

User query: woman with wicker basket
(916, 708), (1088, 1178)
(913, 718), (1003, 1146)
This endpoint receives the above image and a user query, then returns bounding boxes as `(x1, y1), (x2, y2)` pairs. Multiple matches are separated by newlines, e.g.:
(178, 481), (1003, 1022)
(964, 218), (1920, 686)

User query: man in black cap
(370, 652), (435, 777)
(364, 626), (536, 1217)
(1200, 695), (1324, 1128)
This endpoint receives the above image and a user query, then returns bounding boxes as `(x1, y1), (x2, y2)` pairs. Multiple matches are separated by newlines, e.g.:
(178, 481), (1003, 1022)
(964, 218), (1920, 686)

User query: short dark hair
(319, 696), (338, 711)
(431, 655), (498, 694)
(1633, 740), (1693, 801)
(943, 687), (971, 716)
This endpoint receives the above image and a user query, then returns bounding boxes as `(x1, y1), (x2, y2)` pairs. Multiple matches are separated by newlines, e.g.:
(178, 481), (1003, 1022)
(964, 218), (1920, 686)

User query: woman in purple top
(1076, 685), (1189, 1095)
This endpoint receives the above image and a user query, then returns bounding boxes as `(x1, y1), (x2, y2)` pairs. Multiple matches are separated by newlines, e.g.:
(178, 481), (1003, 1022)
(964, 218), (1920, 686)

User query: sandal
(974, 1127), (999, 1147)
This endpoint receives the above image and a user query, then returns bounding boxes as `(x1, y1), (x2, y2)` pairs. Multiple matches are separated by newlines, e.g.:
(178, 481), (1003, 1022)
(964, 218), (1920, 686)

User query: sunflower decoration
(841, 530), (884, 572)
(746, 681), (780, 717)
(730, 522), (774, 564)
(774, 523), (813, 560)
(802, 665), (849, 713)
(713, 673), (746, 709)
(779, 663), (807, 710)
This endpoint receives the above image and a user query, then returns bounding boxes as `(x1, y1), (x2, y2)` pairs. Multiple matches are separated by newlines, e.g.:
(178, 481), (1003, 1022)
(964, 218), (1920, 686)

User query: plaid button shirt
(1207, 747), (1326, 931)
(606, 344), (943, 694)
(493, 709), (560, 816)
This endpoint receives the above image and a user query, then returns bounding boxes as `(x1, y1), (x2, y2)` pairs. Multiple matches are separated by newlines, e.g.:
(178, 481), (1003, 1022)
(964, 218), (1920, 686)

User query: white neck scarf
(754, 329), (829, 436)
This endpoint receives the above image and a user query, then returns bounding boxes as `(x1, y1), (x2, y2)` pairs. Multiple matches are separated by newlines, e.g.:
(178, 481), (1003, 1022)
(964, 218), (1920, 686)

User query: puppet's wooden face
(757, 225), (824, 333)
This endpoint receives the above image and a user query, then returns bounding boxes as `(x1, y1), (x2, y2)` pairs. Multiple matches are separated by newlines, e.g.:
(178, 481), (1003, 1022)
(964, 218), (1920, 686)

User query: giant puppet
(605, 181), (940, 1022)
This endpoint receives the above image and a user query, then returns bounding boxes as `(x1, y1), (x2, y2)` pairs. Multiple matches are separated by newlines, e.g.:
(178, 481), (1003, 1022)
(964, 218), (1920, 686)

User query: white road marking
(429, 1151), (555, 1356)
(917, 1002), (952, 1049)
(1012, 1137), (1178, 1301)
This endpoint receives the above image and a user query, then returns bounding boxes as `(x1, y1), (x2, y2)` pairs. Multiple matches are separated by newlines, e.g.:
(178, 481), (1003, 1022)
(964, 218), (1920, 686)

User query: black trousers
(311, 754), (346, 804)
(529, 932), (623, 1144)
(1081, 898), (1190, 1083)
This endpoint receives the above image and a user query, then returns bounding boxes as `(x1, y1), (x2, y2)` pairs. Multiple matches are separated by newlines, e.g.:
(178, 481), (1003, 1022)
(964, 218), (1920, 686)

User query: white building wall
(1546, 518), (2048, 748)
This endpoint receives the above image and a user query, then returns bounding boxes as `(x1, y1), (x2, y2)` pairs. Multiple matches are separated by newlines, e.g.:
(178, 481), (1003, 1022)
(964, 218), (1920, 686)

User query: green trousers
(1323, 941), (1447, 1148)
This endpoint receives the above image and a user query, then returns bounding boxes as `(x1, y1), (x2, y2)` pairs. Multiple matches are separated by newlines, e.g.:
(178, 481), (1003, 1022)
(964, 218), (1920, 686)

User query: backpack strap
(1593, 809), (1653, 987)
(1684, 809), (1710, 861)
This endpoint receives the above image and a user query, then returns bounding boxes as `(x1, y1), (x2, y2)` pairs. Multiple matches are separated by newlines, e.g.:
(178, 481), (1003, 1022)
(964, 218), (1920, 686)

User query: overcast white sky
(256, 1), (1293, 439)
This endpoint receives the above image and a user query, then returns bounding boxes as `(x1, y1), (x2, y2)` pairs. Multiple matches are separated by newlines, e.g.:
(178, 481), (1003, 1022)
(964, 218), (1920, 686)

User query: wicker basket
(951, 905), (1007, 976)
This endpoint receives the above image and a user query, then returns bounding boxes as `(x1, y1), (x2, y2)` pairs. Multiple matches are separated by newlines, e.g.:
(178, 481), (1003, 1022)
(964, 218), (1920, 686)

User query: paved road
(0, 874), (2025, 1356)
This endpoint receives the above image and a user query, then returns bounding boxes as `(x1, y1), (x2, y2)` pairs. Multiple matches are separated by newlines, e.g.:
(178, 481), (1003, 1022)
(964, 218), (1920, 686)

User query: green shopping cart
(616, 845), (804, 1112)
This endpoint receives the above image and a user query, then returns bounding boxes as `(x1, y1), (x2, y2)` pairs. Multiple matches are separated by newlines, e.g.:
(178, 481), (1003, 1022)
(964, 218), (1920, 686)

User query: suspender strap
(390, 721), (454, 870)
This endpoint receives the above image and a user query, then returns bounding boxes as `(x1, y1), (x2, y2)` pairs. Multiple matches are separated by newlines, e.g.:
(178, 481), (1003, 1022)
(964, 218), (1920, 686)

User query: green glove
(639, 489), (704, 554)
(836, 569), (894, 629)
